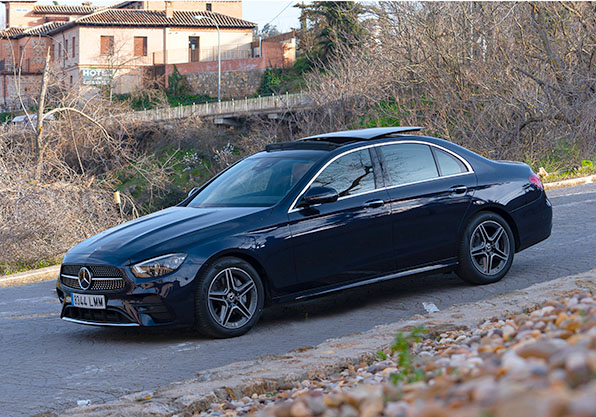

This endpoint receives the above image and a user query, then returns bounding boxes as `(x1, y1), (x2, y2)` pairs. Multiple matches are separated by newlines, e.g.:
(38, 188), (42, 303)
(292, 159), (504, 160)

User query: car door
(376, 142), (476, 270)
(287, 147), (394, 289)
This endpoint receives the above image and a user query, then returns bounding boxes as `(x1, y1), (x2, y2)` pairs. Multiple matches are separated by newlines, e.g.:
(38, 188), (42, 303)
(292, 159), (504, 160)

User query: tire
(456, 212), (515, 285)
(194, 257), (265, 338)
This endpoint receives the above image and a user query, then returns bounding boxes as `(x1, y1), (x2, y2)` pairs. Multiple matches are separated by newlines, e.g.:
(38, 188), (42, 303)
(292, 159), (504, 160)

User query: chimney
(165, 1), (173, 18)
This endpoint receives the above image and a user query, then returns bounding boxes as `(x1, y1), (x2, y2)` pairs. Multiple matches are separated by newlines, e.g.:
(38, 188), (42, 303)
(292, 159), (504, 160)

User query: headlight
(131, 253), (187, 278)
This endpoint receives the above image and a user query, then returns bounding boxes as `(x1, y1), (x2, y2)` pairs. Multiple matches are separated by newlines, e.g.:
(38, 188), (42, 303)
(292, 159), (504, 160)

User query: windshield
(188, 154), (319, 208)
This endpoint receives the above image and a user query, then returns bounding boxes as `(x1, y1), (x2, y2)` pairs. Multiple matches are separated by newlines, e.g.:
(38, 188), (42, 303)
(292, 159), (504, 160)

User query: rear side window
(311, 149), (375, 197)
(380, 143), (438, 186)
(433, 148), (468, 176)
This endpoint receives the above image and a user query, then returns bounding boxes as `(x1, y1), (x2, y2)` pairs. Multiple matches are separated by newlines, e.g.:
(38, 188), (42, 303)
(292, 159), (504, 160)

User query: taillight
(529, 173), (544, 190)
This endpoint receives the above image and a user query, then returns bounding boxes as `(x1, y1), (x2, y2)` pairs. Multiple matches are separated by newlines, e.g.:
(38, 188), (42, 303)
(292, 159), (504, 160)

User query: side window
(433, 148), (468, 176)
(381, 144), (439, 186)
(311, 149), (375, 197)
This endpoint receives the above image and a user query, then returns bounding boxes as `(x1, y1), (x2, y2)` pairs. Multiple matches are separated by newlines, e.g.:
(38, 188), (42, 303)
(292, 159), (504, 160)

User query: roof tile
(70, 9), (256, 29)
(33, 4), (99, 15)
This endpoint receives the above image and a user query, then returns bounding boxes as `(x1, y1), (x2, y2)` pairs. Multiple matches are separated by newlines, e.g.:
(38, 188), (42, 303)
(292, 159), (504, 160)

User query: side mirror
(188, 187), (200, 198)
(298, 186), (339, 207)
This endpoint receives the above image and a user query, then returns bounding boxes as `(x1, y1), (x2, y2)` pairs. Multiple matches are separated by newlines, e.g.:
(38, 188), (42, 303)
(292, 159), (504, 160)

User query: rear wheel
(194, 257), (264, 338)
(456, 212), (515, 284)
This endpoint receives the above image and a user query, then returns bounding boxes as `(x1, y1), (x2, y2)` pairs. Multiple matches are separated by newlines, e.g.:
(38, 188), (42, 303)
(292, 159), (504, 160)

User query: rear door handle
(364, 199), (385, 208)
(449, 186), (467, 195)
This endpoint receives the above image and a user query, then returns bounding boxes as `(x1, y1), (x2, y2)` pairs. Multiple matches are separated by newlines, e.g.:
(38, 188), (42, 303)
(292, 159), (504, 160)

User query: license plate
(71, 293), (106, 310)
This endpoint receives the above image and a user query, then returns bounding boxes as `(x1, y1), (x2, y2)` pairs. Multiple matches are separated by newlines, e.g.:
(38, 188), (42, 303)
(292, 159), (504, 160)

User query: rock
(360, 397), (384, 417)
(566, 351), (590, 385)
(304, 396), (328, 416)
(274, 402), (294, 417)
(567, 391), (596, 416)
(501, 351), (528, 375)
(323, 393), (344, 408)
(502, 325), (516, 340)
(290, 401), (312, 417)
(516, 341), (559, 360)
(471, 377), (498, 403)
(338, 405), (358, 417)
(384, 401), (409, 417)
(414, 404), (449, 417)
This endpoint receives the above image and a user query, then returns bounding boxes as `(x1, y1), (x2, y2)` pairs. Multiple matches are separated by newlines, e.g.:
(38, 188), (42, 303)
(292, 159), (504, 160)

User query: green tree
(167, 65), (191, 99)
(296, 1), (366, 66)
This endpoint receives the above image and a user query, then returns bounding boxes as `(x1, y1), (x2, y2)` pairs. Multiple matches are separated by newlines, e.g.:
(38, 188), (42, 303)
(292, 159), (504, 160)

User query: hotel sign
(81, 69), (114, 85)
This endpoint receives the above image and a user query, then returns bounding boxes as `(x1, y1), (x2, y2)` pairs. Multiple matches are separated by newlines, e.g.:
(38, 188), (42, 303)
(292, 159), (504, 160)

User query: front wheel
(456, 212), (515, 285)
(194, 257), (264, 338)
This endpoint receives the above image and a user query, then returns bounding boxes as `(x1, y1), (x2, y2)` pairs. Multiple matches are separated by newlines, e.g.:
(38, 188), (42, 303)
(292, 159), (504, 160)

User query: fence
(120, 93), (311, 123)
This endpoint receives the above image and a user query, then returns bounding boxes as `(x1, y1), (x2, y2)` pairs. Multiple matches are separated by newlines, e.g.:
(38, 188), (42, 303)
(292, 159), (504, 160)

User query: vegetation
(294, 2), (596, 169)
(0, 112), (14, 124)
(113, 66), (216, 110)
(255, 1), (367, 95)
(541, 160), (596, 183)
(389, 326), (427, 384)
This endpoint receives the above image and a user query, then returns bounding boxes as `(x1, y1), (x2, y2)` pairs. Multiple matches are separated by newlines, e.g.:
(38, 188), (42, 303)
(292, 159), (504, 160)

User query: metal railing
(120, 93), (311, 123)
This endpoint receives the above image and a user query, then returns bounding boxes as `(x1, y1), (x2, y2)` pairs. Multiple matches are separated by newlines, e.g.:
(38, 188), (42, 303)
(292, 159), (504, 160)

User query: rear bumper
(512, 192), (552, 252)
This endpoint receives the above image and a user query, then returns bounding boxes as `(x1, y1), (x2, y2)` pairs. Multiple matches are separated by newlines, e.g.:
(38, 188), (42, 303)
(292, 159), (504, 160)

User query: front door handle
(449, 186), (467, 195)
(364, 199), (385, 208)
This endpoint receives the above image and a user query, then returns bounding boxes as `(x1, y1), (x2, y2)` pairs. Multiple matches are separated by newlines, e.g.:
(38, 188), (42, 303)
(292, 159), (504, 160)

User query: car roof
(265, 127), (425, 153)
(297, 127), (424, 143)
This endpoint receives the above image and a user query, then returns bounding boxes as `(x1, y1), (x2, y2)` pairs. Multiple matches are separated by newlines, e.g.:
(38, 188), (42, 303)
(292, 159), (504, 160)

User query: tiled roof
(0, 22), (67, 39)
(33, 4), (99, 15)
(49, 9), (256, 32)
(0, 27), (26, 39)
(21, 21), (67, 36)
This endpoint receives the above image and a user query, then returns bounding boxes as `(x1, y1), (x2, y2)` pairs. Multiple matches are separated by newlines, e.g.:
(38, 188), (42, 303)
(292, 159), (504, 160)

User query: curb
(544, 174), (596, 190)
(0, 265), (60, 288)
(54, 268), (596, 417)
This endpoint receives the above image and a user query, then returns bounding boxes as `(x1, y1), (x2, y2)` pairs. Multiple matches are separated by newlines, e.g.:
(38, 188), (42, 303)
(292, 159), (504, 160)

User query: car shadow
(260, 271), (466, 324)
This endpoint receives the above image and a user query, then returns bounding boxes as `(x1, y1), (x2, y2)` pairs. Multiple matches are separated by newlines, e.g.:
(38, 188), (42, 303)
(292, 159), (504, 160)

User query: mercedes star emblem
(78, 267), (93, 290)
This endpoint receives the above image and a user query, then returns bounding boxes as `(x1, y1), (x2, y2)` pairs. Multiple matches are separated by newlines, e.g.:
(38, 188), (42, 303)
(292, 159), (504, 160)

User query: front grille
(63, 306), (135, 324)
(60, 264), (127, 292)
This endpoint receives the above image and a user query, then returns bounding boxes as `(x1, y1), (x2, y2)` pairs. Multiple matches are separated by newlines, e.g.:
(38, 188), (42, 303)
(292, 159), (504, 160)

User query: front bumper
(56, 261), (200, 327)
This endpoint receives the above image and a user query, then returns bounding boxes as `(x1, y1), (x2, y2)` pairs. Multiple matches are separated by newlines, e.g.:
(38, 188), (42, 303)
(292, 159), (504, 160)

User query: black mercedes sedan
(56, 127), (552, 337)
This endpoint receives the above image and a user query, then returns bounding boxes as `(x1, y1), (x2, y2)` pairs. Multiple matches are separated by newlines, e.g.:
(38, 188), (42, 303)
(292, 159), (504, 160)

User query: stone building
(0, 0), (296, 111)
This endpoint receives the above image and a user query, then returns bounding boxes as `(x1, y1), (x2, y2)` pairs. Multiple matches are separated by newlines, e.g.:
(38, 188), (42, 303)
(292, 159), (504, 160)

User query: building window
(100, 35), (114, 56)
(134, 36), (147, 57)
(72, 37), (75, 57)
(206, 3), (212, 11)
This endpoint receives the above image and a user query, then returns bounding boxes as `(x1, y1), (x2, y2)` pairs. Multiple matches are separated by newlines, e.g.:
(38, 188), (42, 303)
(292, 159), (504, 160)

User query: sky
(0, 1), (306, 32)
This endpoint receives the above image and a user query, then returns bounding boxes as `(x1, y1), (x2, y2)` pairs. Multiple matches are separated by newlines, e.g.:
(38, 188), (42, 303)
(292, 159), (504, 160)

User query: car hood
(64, 206), (265, 266)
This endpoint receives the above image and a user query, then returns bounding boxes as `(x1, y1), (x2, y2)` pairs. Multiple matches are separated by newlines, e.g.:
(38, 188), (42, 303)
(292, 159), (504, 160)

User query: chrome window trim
(288, 139), (475, 213)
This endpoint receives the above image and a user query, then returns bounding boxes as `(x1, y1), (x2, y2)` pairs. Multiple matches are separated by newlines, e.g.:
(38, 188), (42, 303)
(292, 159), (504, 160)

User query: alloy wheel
(469, 220), (511, 276)
(207, 267), (258, 329)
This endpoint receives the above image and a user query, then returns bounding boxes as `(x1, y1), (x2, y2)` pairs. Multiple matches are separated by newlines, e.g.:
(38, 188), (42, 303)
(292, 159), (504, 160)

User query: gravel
(185, 290), (596, 417)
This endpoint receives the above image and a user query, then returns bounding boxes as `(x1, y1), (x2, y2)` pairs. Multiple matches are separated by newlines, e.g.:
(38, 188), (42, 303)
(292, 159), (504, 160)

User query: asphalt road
(1, 183), (595, 417)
